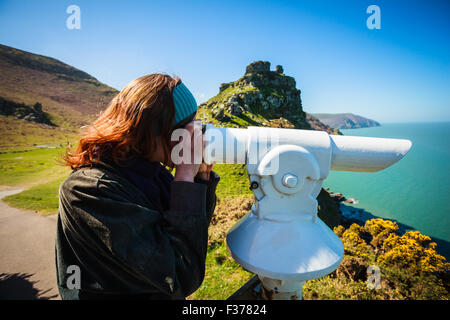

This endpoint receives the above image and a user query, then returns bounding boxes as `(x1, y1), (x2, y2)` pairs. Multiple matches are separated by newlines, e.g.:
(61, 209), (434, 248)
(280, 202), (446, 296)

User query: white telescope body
(203, 125), (412, 299)
(204, 125), (412, 172)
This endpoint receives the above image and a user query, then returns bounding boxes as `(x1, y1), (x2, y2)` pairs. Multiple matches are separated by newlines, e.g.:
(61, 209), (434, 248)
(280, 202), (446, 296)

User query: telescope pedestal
(226, 276), (305, 300)
(226, 139), (344, 300)
(258, 276), (305, 300)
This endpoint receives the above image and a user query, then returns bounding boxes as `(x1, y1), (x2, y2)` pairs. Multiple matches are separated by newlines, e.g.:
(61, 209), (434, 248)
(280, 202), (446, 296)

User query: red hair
(63, 74), (181, 169)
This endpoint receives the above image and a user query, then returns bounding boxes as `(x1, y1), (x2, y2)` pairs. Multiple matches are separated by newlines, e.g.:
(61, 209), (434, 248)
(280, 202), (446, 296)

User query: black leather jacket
(55, 158), (219, 300)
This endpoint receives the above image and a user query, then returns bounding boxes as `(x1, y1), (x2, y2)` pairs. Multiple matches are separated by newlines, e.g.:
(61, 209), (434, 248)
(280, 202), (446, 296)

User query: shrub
(335, 223), (370, 259)
(378, 231), (449, 273)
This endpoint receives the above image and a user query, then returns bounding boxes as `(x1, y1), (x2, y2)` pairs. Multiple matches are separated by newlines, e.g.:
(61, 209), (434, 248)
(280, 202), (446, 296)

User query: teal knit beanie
(172, 82), (198, 126)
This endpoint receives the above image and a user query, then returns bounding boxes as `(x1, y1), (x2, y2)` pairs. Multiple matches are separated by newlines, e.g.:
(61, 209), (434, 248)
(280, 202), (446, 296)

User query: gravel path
(0, 188), (60, 300)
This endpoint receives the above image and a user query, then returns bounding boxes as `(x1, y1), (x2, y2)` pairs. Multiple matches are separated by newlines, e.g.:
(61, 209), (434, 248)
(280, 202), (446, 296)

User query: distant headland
(313, 113), (381, 129)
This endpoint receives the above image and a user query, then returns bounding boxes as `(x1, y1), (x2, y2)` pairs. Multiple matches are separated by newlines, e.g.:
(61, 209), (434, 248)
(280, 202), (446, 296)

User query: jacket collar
(82, 155), (163, 180)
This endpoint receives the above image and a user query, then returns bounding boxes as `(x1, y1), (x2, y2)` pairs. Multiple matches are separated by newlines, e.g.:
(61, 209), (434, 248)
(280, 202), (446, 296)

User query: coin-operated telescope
(203, 125), (412, 300)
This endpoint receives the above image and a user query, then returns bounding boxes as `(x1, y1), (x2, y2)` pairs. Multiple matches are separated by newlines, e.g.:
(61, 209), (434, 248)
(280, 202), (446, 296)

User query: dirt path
(0, 187), (60, 300)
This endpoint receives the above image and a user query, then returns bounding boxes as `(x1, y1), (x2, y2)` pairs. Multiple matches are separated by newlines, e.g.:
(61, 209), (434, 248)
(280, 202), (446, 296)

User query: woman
(56, 74), (219, 300)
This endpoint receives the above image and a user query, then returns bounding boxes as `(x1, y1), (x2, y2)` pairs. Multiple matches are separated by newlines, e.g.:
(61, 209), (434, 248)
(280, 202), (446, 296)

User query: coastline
(326, 187), (450, 260)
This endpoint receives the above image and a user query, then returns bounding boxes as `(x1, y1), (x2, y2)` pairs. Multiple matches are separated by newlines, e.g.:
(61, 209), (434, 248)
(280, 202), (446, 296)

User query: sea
(323, 122), (450, 259)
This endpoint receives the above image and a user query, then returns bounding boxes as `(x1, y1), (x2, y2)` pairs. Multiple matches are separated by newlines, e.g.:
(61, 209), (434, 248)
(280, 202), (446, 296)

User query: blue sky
(0, 0), (448, 123)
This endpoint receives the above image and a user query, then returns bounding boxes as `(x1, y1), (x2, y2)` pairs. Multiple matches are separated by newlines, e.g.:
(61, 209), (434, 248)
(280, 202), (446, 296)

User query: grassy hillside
(0, 44), (118, 151)
(0, 116), (78, 151)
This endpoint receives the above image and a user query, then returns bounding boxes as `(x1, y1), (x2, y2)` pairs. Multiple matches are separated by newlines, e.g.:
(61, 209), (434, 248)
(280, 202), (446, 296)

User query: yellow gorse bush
(333, 225), (345, 237)
(334, 219), (449, 274)
(334, 223), (369, 258)
(327, 219), (449, 299)
(364, 218), (398, 237)
(404, 231), (432, 246)
(363, 218), (400, 249)
(378, 230), (448, 273)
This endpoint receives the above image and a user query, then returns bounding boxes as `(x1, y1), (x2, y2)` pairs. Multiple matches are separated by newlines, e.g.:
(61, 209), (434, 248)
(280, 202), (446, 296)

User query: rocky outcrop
(0, 97), (54, 126)
(324, 187), (358, 205)
(306, 113), (341, 135)
(317, 188), (342, 229)
(245, 60), (270, 74)
(199, 61), (341, 135)
(199, 61), (310, 129)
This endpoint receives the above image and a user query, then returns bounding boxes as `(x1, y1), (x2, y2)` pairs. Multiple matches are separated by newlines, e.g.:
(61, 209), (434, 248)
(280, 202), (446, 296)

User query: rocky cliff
(198, 61), (341, 135)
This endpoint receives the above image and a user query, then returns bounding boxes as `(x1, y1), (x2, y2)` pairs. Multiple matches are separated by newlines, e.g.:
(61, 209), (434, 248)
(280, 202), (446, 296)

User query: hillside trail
(0, 187), (60, 300)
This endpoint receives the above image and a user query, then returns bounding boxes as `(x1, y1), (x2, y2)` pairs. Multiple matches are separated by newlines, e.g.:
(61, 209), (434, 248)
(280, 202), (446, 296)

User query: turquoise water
(324, 122), (450, 259)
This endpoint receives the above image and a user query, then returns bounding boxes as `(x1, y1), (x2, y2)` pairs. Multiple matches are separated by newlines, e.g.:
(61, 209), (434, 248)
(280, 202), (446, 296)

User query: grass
(0, 146), (70, 187)
(0, 146), (70, 215)
(187, 242), (254, 300)
(3, 175), (66, 216)
(213, 164), (252, 198)
(0, 115), (78, 152)
(203, 84), (257, 107)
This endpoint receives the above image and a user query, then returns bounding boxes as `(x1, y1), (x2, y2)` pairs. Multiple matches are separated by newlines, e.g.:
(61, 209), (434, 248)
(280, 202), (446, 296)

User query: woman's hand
(173, 120), (203, 183)
(196, 129), (214, 181)
(196, 120), (215, 181)
(196, 162), (214, 181)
